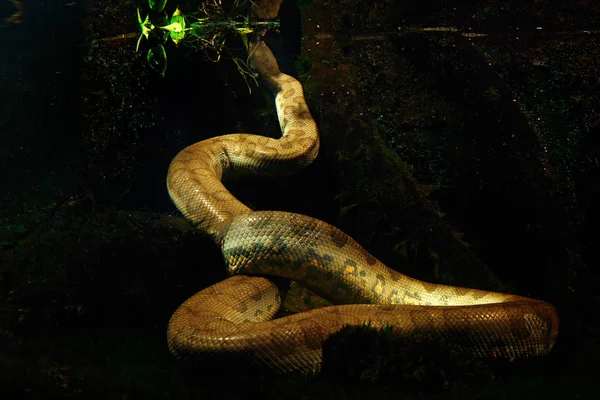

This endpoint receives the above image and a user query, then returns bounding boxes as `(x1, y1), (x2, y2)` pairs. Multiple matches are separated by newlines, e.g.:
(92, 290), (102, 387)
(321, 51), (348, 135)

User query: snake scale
(165, 40), (559, 374)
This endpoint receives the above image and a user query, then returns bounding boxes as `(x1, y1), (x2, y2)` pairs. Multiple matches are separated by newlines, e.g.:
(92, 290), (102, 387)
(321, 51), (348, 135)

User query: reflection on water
(3, 0), (23, 25)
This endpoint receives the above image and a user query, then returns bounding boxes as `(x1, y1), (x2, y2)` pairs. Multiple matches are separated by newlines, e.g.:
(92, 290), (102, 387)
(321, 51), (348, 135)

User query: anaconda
(165, 40), (559, 374)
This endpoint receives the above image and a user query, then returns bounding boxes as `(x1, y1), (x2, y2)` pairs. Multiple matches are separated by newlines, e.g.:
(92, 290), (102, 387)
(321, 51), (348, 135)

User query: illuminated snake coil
(165, 40), (559, 374)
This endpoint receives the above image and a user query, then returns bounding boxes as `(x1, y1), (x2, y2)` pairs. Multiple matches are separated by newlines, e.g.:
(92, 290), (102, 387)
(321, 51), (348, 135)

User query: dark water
(1, 0), (598, 399)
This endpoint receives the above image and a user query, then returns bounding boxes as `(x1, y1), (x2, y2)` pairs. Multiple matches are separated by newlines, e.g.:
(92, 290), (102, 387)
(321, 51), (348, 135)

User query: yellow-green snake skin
(166, 40), (559, 374)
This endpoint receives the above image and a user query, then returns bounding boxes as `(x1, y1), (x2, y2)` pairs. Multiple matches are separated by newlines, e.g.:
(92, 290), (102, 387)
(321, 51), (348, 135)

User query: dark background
(1, 0), (598, 398)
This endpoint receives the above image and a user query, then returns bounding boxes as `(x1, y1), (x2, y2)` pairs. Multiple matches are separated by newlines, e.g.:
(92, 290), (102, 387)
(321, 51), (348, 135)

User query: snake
(165, 40), (559, 374)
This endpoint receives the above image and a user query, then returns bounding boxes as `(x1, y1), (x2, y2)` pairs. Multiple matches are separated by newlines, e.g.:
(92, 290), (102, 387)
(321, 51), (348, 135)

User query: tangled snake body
(166, 41), (559, 374)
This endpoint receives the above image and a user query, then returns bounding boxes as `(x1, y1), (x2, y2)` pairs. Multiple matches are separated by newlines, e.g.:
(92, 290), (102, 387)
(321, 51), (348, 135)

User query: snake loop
(165, 40), (559, 374)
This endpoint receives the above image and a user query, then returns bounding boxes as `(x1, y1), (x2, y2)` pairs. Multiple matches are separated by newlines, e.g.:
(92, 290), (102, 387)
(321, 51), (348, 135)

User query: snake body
(166, 41), (559, 374)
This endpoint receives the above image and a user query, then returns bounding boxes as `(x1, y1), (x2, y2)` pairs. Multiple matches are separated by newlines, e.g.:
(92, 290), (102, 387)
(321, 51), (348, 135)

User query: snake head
(248, 41), (280, 78)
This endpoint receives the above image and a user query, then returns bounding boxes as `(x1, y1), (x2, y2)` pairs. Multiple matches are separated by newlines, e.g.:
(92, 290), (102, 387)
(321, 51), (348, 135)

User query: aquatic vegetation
(136, 0), (280, 80)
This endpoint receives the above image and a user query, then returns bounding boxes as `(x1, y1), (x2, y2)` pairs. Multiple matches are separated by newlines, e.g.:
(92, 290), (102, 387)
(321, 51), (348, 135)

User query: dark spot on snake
(257, 136), (271, 145)
(452, 287), (470, 297)
(406, 291), (423, 303)
(305, 248), (334, 268)
(282, 88), (297, 99)
(249, 291), (263, 301)
(471, 290), (490, 301)
(369, 274), (386, 296)
(223, 243), (267, 274)
(298, 110), (312, 121)
(286, 129), (306, 137)
(189, 176), (203, 189)
(364, 252), (377, 266)
(420, 281), (440, 293)
(330, 228), (349, 248)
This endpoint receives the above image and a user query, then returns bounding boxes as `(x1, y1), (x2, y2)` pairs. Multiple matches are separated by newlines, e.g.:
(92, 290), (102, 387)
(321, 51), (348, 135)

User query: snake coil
(165, 40), (559, 374)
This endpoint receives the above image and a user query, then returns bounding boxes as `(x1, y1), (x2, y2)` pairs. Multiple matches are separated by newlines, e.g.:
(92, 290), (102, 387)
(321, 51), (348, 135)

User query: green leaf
(148, 0), (167, 12)
(240, 32), (248, 51)
(147, 44), (167, 77)
(236, 27), (253, 35)
(168, 7), (186, 44)
(136, 33), (144, 52)
(137, 8), (154, 44)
